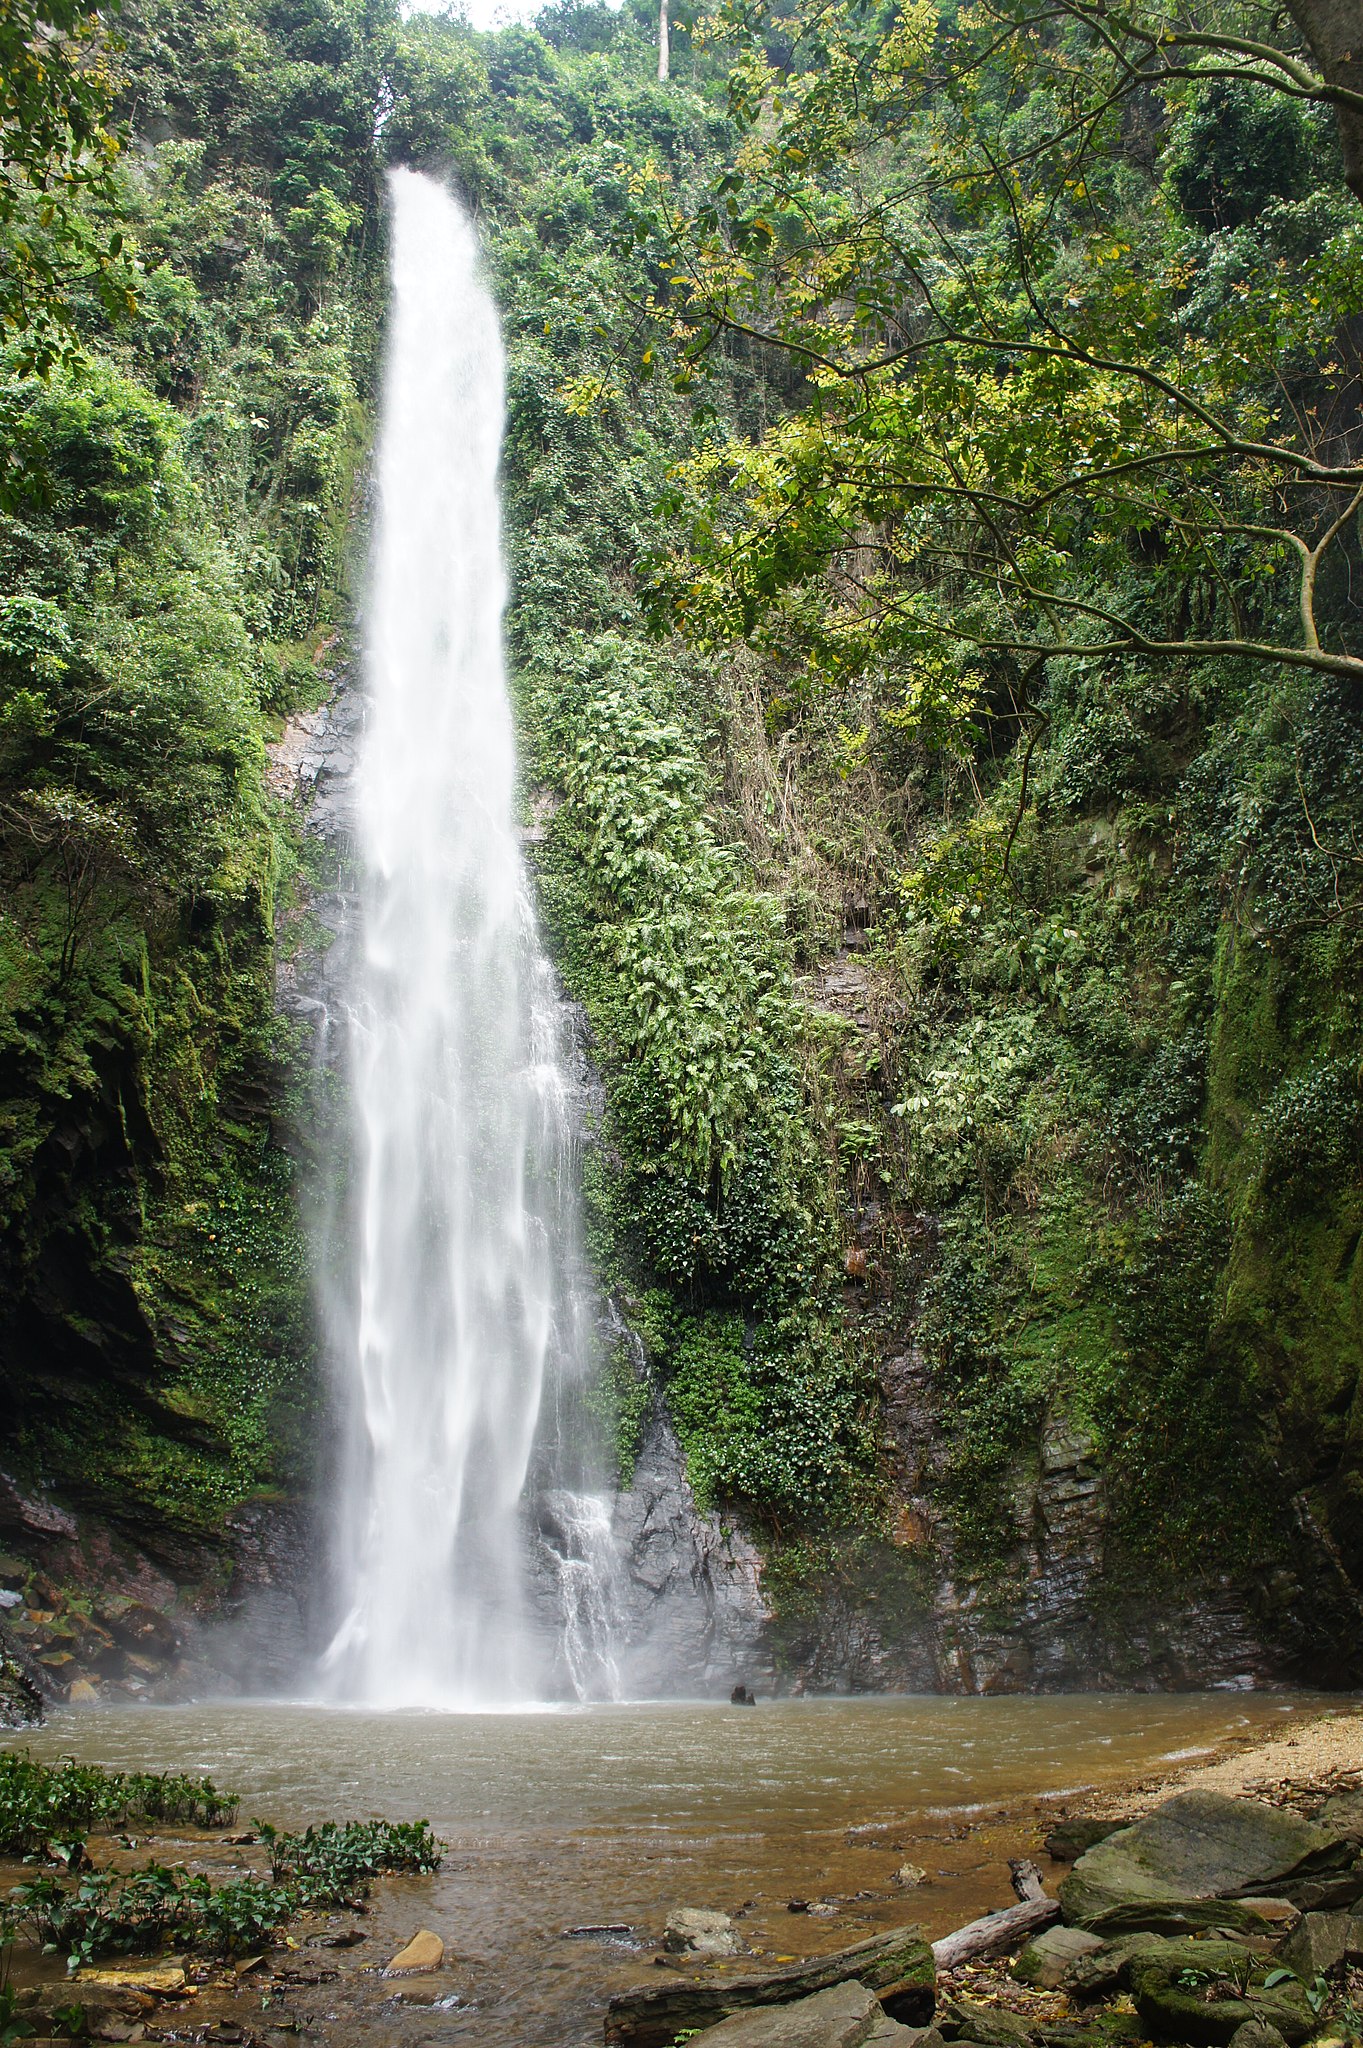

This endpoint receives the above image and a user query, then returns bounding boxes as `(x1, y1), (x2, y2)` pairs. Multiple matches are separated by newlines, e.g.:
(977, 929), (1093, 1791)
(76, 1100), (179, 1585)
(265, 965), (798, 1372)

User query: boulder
(605, 1927), (935, 2048)
(1086, 1898), (1282, 1939)
(1319, 1792), (1363, 1843)
(937, 2002), (1033, 2048)
(1275, 1909), (1349, 1980)
(665, 1909), (748, 1957)
(101, 1601), (180, 1661)
(1125, 1937), (1316, 2043)
(1239, 1900), (1300, 1930)
(1059, 1794), (1349, 1927)
(1012, 1926), (1104, 1988)
(383, 1930), (444, 1975)
(73, 1967), (186, 1997)
(893, 1867), (928, 1890)
(696, 1981), (916, 2047)
(1283, 1870), (1363, 1912)
(1044, 1820), (1129, 1864)
(1028, 2019), (1147, 2048)
(1061, 1932), (1164, 2000)
(1225, 2025), (1287, 2048)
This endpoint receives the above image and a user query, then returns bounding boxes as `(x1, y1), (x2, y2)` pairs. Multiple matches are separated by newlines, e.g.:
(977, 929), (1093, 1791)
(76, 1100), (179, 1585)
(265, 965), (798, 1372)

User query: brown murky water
(1, 1694), (1341, 2046)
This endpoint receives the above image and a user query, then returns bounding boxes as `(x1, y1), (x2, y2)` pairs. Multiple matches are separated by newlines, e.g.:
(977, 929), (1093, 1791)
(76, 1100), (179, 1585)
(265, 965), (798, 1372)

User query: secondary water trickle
(319, 168), (619, 1710)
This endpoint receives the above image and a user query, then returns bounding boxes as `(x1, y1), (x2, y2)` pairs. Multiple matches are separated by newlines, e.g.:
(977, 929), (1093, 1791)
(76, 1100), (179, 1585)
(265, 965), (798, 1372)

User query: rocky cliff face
(3, 666), (1352, 1711)
(609, 1409), (773, 1696)
(235, 674), (1363, 1703)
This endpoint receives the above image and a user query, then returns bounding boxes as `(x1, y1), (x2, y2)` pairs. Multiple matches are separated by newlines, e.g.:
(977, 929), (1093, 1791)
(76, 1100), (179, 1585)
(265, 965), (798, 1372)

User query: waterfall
(320, 168), (616, 1710)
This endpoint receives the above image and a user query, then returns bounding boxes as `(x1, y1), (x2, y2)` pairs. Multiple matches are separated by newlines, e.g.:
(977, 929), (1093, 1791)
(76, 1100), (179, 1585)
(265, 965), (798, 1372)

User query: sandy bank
(1075, 1699), (1363, 1818)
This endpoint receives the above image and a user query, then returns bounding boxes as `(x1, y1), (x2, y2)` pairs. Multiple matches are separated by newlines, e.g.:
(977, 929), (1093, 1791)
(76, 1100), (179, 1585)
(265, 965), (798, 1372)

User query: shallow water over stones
(2, 1694), (1339, 2048)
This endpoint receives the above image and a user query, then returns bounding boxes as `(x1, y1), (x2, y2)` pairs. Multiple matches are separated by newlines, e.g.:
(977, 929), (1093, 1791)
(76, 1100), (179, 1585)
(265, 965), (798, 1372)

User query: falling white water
(321, 168), (617, 1709)
(537, 1491), (625, 1702)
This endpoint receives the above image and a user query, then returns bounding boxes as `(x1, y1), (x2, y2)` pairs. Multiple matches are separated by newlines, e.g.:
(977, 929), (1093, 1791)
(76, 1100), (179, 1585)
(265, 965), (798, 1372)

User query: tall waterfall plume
(320, 169), (620, 1710)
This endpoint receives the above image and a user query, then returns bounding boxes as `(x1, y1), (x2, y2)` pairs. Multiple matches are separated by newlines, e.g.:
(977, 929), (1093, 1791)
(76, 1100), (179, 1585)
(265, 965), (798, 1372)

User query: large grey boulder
(697, 1982), (915, 2048)
(1060, 1793), (1349, 1926)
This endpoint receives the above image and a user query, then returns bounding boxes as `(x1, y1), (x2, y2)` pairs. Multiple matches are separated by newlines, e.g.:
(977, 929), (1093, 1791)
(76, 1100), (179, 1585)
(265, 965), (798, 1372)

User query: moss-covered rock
(1126, 1939), (1316, 2044)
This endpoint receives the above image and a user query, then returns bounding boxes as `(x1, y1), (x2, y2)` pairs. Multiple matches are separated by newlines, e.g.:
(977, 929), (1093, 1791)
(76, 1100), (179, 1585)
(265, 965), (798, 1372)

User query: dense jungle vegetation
(0, 0), (1360, 1672)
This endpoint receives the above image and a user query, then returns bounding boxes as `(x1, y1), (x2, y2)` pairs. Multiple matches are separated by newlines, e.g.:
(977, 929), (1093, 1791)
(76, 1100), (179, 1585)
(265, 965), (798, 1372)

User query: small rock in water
(787, 1899), (810, 1913)
(730, 1684), (757, 1706)
(383, 1929), (444, 1976)
(891, 1864), (927, 1889)
(664, 1908), (747, 1956)
(75, 1966), (187, 1997)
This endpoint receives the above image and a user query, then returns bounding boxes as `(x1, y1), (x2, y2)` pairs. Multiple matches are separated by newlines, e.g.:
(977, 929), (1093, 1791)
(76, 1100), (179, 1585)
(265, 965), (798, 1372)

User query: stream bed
(1, 1692), (1342, 2047)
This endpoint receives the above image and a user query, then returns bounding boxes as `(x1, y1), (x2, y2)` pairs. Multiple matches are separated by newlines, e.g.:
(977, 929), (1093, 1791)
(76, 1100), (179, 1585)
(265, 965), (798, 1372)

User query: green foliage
(1, 1864), (292, 1969)
(0, 0), (135, 377)
(584, 1338), (653, 1487)
(3, 0), (1359, 1646)
(1168, 79), (1315, 231)
(564, 672), (796, 1179)
(0, 1945), (31, 2047)
(0, 0), (385, 1536)
(0, 1792), (440, 1973)
(661, 1305), (873, 1518)
(0, 1753), (237, 1859)
(256, 1818), (442, 1903)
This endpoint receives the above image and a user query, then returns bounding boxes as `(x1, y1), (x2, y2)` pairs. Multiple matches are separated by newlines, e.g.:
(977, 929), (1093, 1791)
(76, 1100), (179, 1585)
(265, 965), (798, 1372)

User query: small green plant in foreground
(1, 1942), (33, 2045)
(2, 1867), (293, 1968)
(258, 1819), (443, 1903)
(0, 1753), (238, 1859)
(0, 1819), (444, 1971)
(0, 1758), (442, 1971)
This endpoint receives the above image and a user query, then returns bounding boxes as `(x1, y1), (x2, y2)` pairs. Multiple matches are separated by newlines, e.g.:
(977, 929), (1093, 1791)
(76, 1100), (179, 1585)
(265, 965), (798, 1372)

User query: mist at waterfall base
(317, 169), (621, 1712)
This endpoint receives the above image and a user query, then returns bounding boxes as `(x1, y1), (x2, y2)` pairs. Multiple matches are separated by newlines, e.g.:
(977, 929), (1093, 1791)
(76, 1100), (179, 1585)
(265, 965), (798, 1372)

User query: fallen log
(603, 1925), (934, 2048)
(930, 1859), (1060, 1972)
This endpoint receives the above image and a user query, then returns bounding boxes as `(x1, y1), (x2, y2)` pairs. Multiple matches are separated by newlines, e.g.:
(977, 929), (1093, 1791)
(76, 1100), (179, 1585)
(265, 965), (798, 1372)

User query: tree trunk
(1285, 0), (1363, 201)
(604, 1927), (934, 2048)
(657, 0), (670, 82)
(930, 1860), (1060, 1972)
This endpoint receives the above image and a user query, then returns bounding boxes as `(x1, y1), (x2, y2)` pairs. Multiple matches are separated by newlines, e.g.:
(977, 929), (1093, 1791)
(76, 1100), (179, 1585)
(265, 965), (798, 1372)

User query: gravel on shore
(1081, 1702), (1363, 1817)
